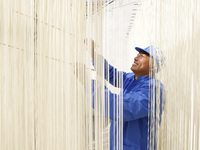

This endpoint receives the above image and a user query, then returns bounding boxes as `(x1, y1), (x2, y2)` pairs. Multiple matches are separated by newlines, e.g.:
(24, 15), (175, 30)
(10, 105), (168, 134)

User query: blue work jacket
(92, 59), (164, 150)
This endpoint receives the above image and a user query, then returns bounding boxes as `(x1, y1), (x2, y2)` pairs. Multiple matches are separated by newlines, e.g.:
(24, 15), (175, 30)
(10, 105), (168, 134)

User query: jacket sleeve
(93, 83), (165, 123)
(122, 84), (165, 123)
(103, 85), (150, 121)
(104, 59), (126, 87)
(122, 84), (165, 122)
(92, 54), (126, 87)
(122, 89), (150, 121)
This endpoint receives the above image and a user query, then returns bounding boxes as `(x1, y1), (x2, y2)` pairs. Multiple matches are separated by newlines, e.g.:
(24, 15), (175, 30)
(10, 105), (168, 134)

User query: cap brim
(135, 47), (145, 53)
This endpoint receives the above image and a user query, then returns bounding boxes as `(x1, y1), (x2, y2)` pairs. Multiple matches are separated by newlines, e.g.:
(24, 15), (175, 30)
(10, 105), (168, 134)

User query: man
(92, 45), (164, 150)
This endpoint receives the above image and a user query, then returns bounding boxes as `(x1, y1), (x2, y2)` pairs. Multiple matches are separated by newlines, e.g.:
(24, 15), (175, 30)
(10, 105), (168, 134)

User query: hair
(140, 50), (150, 56)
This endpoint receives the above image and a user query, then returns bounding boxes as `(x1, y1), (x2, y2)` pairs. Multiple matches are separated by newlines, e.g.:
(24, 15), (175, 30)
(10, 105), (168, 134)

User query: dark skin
(131, 51), (151, 80)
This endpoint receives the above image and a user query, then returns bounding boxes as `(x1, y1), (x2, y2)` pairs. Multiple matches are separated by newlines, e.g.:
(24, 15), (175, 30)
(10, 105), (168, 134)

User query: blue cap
(135, 45), (164, 72)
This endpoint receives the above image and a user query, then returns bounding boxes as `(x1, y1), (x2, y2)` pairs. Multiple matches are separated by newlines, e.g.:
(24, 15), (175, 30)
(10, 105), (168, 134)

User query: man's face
(131, 51), (150, 76)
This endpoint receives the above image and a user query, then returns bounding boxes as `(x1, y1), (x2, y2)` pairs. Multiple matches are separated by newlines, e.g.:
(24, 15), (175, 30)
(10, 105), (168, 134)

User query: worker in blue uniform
(92, 45), (165, 150)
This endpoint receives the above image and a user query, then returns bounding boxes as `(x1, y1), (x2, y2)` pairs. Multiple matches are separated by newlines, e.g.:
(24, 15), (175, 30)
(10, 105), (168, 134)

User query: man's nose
(134, 56), (138, 61)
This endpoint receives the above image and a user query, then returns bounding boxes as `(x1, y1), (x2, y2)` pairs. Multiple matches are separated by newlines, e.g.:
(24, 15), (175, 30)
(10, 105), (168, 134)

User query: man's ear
(149, 57), (154, 69)
(149, 58), (158, 74)
(154, 65), (159, 73)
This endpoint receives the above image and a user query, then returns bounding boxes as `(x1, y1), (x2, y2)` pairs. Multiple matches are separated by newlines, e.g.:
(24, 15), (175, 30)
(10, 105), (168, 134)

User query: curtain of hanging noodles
(0, 0), (86, 149)
(156, 0), (200, 149)
(86, 0), (123, 150)
(132, 0), (200, 149)
(0, 0), (124, 150)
